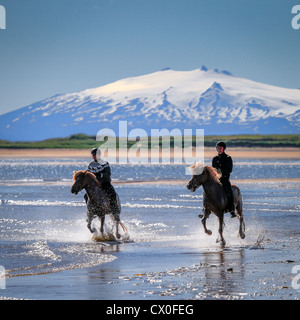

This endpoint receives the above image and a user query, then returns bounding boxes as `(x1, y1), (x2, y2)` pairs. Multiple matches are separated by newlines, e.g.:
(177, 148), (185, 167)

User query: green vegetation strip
(0, 134), (299, 149)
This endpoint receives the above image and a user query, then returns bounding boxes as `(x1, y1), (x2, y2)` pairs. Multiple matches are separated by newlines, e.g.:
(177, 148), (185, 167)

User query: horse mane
(190, 163), (222, 182)
(190, 162), (204, 175)
(205, 166), (222, 182)
(73, 170), (102, 188)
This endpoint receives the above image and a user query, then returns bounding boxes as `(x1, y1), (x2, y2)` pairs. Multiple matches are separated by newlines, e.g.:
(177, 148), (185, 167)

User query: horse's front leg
(86, 210), (94, 233)
(201, 209), (212, 236)
(111, 213), (121, 239)
(238, 216), (246, 239)
(100, 216), (105, 235)
(115, 222), (120, 239)
(217, 213), (226, 247)
(236, 203), (246, 239)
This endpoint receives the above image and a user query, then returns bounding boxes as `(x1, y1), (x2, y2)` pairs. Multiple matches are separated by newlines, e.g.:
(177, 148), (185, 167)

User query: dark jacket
(85, 159), (116, 206)
(212, 152), (233, 180)
(87, 160), (111, 184)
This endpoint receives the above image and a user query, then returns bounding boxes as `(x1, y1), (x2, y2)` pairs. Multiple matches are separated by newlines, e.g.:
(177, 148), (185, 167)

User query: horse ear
(73, 171), (77, 180)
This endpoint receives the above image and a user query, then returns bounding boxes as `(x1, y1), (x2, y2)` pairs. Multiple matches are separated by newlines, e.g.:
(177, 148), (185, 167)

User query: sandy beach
(0, 147), (299, 159)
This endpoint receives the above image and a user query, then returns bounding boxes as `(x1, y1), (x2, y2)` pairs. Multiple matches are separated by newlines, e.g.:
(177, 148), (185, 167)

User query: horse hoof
(240, 233), (245, 239)
(116, 233), (121, 239)
(206, 230), (212, 236)
(88, 227), (94, 233)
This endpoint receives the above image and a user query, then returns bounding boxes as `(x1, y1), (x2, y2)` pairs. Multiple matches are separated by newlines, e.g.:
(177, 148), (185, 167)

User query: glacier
(0, 67), (299, 141)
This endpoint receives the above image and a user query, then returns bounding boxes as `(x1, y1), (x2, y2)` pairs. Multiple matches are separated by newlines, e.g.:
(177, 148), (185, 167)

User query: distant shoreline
(0, 147), (299, 159)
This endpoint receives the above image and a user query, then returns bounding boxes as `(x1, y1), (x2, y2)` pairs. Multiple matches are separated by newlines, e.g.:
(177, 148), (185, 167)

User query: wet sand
(1, 237), (299, 301)
(85, 242), (300, 300)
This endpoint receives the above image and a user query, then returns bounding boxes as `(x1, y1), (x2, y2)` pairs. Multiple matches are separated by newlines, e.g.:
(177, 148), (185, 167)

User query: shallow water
(0, 158), (299, 300)
(0, 158), (299, 182)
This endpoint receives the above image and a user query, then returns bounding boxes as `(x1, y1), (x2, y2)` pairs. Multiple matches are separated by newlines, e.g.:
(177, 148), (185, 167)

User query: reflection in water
(86, 246), (248, 300)
(199, 248), (246, 299)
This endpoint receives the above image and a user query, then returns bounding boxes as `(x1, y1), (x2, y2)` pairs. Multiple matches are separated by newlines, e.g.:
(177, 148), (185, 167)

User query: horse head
(71, 170), (88, 195)
(186, 164), (207, 192)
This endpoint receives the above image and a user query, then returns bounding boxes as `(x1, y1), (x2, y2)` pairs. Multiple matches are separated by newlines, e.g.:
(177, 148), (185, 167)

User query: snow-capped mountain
(0, 67), (299, 141)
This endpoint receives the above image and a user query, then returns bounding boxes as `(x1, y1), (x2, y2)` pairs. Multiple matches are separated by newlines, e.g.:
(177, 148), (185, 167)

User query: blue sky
(0, 0), (299, 115)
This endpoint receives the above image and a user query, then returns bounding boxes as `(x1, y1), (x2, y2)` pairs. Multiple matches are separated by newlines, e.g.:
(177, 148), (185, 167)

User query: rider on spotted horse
(84, 148), (118, 212)
(212, 141), (236, 218)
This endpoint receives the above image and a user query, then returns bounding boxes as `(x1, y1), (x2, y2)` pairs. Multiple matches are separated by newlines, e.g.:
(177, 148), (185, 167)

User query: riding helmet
(216, 141), (227, 150)
(91, 148), (98, 155)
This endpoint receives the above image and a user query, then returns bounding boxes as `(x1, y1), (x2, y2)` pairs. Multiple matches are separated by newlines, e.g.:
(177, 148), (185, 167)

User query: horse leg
(110, 193), (122, 239)
(86, 210), (94, 233)
(217, 213), (226, 247)
(236, 201), (245, 239)
(111, 213), (121, 239)
(201, 209), (212, 236)
(115, 221), (120, 239)
(100, 216), (105, 235)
